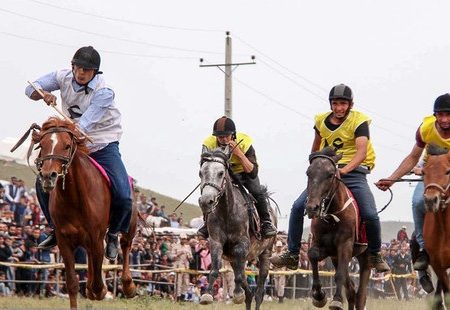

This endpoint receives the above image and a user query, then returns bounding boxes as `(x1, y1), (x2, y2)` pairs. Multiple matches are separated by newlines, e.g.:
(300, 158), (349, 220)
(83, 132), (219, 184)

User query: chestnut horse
(305, 147), (370, 310)
(421, 144), (450, 309)
(32, 117), (137, 309)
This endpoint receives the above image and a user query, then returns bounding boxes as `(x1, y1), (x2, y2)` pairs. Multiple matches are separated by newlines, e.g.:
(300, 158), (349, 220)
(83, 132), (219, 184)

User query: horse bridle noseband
(200, 156), (229, 213)
(34, 127), (78, 190)
(424, 177), (450, 206)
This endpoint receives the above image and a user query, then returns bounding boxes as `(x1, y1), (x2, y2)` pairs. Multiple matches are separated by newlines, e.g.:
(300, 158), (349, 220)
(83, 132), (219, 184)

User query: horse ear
(333, 153), (343, 163)
(202, 145), (209, 154)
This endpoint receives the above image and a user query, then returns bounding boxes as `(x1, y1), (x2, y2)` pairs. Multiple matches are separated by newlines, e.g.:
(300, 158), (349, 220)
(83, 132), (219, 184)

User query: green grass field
(0, 296), (434, 309)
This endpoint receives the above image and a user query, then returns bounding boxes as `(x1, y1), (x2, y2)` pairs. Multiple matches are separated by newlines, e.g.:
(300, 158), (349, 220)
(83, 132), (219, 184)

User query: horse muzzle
(40, 171), (59, 192)
(199, 194), (219, 214)
(306, 204), (320, 219)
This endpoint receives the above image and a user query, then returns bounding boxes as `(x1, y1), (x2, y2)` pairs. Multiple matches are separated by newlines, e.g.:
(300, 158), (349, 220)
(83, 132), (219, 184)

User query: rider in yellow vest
(198, 116), (277, 239)
(376, 93), (450, 272)
(270, 84), (390, 272)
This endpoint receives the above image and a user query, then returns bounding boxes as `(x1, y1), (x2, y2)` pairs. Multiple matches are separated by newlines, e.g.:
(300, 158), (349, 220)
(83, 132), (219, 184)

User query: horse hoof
(312, 297), (327, 308)
(200, 294), (214, 305)
(123, 283), (136, 298)
(86, 288), (95, 301)
(233, 293), (245, 304)
(329, 300), (343, 310)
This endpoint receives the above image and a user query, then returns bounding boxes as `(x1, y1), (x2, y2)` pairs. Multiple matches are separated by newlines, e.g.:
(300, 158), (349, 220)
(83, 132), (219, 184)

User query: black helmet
(329, 84), (353, 102)
(433, 93), (450, 113)
(212, 116), (236, 136)
(71, 46), (101, 70)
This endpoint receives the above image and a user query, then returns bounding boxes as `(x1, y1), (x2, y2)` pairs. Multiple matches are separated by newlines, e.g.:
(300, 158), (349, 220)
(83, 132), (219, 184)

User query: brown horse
(421, 144), (450, 309)
(305, 147), (370, 310)
(32, 117), (137, 309)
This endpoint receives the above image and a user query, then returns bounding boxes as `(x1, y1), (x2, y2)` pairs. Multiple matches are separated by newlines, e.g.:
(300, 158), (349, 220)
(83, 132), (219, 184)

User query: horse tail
(261, 185), (282, 216)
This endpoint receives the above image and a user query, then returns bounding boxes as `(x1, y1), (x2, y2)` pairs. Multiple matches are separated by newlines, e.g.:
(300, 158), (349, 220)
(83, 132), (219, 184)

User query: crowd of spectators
(0, 175), (431, 303)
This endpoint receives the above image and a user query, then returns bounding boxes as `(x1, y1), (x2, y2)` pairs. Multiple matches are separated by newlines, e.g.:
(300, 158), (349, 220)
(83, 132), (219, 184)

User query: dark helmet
(71, 46), (101, 70)
(212, 116), (236, 136)
(433, 93), (450, 113)
(329, 84), (353, 102)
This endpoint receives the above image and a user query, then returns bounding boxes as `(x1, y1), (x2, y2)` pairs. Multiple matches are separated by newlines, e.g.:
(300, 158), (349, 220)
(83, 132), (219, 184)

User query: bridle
(424, 175), (450, 207)
(34, 127), (78, 190)
(200, 154), (229, 214)
(308, 154), (352, 221)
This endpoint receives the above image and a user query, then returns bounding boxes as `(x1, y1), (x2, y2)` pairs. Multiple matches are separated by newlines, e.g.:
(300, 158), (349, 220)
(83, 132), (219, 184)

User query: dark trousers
(234, 174), (271, 223)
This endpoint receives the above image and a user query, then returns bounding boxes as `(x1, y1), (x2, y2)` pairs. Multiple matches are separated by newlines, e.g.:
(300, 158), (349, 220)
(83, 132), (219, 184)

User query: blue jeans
(287, 171), (382, 255)
(36, 142), (132, 234)
(412, 182), (425, 249)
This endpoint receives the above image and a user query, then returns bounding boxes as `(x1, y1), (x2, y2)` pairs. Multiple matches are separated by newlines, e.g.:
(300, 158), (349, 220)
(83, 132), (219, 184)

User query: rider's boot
(269, 251), (299, 270)
(38, 230), (57, 249)
(418, 270), (434, 293)
(197, 214), (209, 239)
(255, 198), (277, 238)
(368, 252), (390, 272)
(413, 249), (429, 270)
(105, 232), (119, 260)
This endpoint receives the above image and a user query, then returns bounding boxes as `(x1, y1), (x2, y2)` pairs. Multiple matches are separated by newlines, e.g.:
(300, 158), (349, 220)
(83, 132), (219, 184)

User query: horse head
(422, 144), (450, 213)
(198, 145), (231, 214)
(34, 117), (88, 192)
(305, 147), (343, 219)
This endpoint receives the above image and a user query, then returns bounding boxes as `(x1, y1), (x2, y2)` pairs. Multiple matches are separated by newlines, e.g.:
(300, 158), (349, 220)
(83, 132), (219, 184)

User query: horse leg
(120, 232), (137, 298)
(89, 240), (107, 300)
(231, 243), (250, 305)
(254, 249), (271, 310)
(309, 246), (327, 308)
(200, 239), (223, 305)
(330, 243), (353, 310)
(355, 251), (370, 310)
(85, 250), (95, 300)
(331, 257), (355, 310)
(433, 270), (449, 310)
(58, 243), (79, 309)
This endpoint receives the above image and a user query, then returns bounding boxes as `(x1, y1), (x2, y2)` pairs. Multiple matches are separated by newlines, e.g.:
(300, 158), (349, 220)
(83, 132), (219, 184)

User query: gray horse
(198, 146), (277, 310)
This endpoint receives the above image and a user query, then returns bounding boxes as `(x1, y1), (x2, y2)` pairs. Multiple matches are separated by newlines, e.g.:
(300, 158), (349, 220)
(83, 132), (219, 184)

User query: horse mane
(427, 143), (449, 156)
(200, 147), (230, 164)
(41, 117), (89, 154)
(309, 146), (336, 162)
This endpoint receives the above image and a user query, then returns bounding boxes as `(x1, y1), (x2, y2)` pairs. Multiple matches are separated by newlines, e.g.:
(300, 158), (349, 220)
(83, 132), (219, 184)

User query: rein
(308, 154), (352, 222)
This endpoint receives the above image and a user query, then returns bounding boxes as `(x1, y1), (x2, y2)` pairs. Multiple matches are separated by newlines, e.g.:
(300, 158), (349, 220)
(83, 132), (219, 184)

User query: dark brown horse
(305, 147), (370, 310)
(421, 144), (450, 309)
(198, 146), (276, 310)
(32, 117), (137, 309)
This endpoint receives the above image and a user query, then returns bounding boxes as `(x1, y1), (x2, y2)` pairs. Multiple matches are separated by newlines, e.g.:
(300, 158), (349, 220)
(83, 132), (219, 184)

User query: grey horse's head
(199, 145), (231, 214)
(305, 147), (343, 218)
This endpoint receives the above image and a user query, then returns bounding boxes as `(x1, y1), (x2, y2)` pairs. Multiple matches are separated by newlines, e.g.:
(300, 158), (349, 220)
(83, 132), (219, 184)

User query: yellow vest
(202, 132), (253, 174)
(314, 110), (376, 170)
(419, 115), (450, 162)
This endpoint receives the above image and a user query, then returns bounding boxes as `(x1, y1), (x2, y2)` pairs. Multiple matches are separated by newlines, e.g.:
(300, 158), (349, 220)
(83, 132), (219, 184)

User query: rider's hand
(228, 140), (242, 156)
(412, 166), (423, 176)
(42, 91), (57, 106)
(375, 179), (395, 191)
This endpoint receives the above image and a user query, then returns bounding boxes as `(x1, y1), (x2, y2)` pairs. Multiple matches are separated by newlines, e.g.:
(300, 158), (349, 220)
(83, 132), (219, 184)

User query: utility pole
(200, 31), (255, 118)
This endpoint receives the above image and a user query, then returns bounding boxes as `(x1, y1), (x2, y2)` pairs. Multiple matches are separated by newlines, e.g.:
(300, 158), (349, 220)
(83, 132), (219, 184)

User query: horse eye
(199, 171), (203, 178)
(65, 144), (71, 150)
(218, 171), (224, 177)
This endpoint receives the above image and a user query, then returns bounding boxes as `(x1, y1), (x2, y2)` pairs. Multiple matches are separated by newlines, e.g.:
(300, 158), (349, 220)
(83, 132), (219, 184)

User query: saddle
(228, 170), (262, 240)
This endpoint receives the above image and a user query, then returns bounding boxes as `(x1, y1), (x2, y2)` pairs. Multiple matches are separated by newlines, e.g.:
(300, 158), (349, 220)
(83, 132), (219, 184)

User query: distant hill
(302, 221), (414, 243)
(0, 159), (202, 223)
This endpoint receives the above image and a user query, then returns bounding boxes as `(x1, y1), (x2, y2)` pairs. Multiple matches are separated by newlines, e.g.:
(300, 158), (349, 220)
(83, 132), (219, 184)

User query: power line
(232, 76), (311, 121)
(28, 0), (224, 33)
(0, 31), (198, 60)
(0, 7), (225, 55)
(234, 35), (417, 132)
